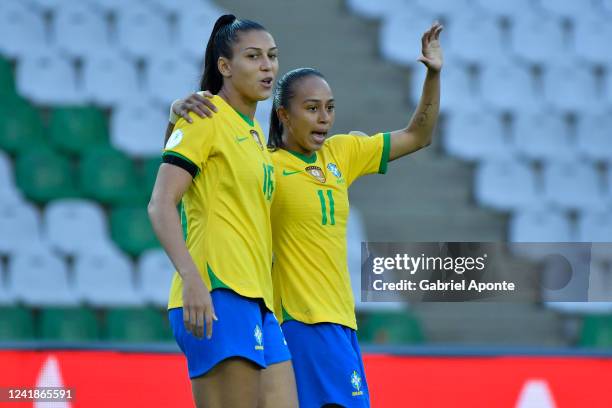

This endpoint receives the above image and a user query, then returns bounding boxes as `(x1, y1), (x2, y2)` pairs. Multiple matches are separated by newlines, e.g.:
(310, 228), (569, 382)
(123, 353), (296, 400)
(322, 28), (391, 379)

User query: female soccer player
(171, 22), (443, 407)
(148, 15), (297, 408)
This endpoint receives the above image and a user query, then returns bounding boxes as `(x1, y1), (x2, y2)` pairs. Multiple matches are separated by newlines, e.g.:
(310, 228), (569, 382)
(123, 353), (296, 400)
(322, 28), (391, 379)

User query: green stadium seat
(0, 307), (35, 340)
(0, 57), (19, 103)
(110, 206), (160, 256)
(105, 307), (172, 342)
(358, 311), (425, 344)
(39, 307), (100, 341)
(0, 100), (45, 155)
(142, 156), (161, 198)
(16, 147), (79, 203)
(48, 107), (109, 154)
(579, 315), (612, 348)
(79, 146), (144, 205)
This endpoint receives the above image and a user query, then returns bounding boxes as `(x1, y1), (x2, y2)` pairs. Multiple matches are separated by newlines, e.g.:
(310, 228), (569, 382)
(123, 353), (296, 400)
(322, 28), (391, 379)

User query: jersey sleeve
(327, 132), (391, 185)
(162, 114), (215, 178)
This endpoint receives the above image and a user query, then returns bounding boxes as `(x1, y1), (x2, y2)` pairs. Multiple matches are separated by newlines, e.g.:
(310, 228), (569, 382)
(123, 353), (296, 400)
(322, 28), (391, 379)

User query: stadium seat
(513, 111), (575, 161)
(9, 248), (78, 306)
(86, 0), (125, 14)
(105, 307), (172, 342)
(444, 109), (511, 161)
(509, 210), (573, 242)
(74, 249), (143, 307)
(116, 4), (172, 60)
(345, 0), (408, 19)
(511, 13), (566, 66)
(0, 201), (41, 255)
(110, 102), (168, 157)
(79, 146), (144, 205)
(538, 0), (594, 20)
(480, 62), (542, 113)
(413, 0), (472, 18)
(445, 12), (505, 66)
(110, 206), (160, 257)
(43, 199), (110, 256)
(53, 3), (110, 59)
(177, 5), (223, 62)
(475, 160), (539, 211)
(380, 10), (436, 67)
(0, 151), (23, 205)
(411, 63), (476, 111)
(543, 65), (597, 113)
(48, 106), (109, 155)
(603, 0), (612, 14)
(143, 156), (161, 198)
(359, 311), (425, 344)
(39, 307), (100, 341)
(472, 0), (535, 19)
(82, 52), (140, 107)
(0, 306), (35, 340)
(0, 2), (47, 59)
(0, 100), (45, 155)
(146, 55), (201, 106)
(15, 147), (79, 203)
(16, 52), (84, 105)
(0, 57), (18, 103)
(576, 113), (612, 163)
(579, 315), (612, 348)
(138, 249), (174, 307)
(543, 161), (605, 211)
(573, 15), (612, 66)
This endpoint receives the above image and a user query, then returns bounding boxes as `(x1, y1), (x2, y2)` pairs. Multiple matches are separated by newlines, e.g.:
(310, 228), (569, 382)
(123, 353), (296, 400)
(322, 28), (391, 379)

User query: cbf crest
(350, 370), (363, 396)
(306, 165), (326, 183)
(254, 324), (264, 350)
(250, 130), (264, 150)
(327, 163), (342, 179)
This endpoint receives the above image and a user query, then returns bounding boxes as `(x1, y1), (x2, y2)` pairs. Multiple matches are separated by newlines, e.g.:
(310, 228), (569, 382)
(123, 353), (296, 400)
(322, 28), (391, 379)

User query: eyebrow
(242, 47), (278, 52)
(303, 99), (335, 103)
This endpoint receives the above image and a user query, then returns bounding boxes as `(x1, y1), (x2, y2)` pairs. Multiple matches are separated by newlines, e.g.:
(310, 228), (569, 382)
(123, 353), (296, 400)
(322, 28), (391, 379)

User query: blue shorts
(169, 289), (291, 379)
(282, 320), (370, 408)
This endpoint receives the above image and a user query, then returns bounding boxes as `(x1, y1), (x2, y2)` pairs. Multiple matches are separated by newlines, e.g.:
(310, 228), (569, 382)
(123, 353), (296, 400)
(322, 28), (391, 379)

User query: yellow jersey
(163, 95), (276, 311)
(270, 132), (390, 329)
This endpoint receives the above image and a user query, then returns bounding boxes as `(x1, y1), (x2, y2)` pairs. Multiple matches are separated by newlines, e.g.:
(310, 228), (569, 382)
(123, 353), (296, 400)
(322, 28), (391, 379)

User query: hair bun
(215, 14), (237, 29)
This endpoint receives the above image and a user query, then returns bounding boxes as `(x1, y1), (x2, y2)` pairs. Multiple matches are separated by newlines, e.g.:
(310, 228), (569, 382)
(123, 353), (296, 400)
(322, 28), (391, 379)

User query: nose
(318, 109), (330, 124)
(260, 55), (273, 71)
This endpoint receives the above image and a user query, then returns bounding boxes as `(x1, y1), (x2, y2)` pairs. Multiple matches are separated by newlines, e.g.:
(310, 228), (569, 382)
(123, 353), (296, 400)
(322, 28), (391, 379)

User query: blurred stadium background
(1, 0), (612, 406)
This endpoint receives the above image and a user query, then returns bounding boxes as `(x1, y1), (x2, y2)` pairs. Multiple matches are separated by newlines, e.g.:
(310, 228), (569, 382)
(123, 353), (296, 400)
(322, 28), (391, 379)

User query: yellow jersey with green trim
(270, 132), (390, 329)
(163, 95), (276, 311)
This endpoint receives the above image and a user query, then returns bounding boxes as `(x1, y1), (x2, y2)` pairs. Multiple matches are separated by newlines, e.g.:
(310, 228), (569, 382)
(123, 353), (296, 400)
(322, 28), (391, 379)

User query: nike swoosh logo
(282, 170), (303, 176)
(236, 136), (249, 142)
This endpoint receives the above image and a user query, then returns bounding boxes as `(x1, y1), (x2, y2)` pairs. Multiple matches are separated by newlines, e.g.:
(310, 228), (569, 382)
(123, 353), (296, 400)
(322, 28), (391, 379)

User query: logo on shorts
(254, 325), (264, 350)
(327, 163), (341, 179)
(306, 166), (326, 183)
(351, 371), (363, 397)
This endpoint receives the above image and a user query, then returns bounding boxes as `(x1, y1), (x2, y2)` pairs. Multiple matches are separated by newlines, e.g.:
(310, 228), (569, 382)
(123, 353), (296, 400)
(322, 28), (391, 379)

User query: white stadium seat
(578, 212), (612, 242)
(138, 249), (174, 307)
(380, 10), (436, 67)
(573, 15), (612, 66)
(513, 111), (575, 162)
(16, 52), (83, 105)
(511, 13), (566, 66)
(413, 0), (472, 18)
(543, 65), (597, 113)
(0, 202), (42, 256)
(543, 161), (605, 211)
(445, 12), (505, 66)
(509, 210), (573, 242)
(575, 112), (612, 163)
(75, 249), (143, 307)
(444, 110), (511, 161)
(53, 3), (111, 59)
(537, 0), (593, 19)
(116, 4), (172, 60)
(177, 6), (223, 62)
(345, 0), (409, 20)
(43, 199), (109, 256)
(472, 0), (536, 19)
(146, 55), (201, 106)
(475, 160), (539, 211)
(480, 61), (542, 113)
(411, 63), (477, 111)
(9, 248), (78, 306)
(0, 2), (47, 59)
(110, 102), (168, 157)
(83, 51), (140, 107)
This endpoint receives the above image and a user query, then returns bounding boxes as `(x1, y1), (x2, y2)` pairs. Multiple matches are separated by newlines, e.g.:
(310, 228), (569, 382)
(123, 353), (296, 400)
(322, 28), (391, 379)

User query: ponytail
(267, 68), (325, 150)
(200, 14), (267, 94)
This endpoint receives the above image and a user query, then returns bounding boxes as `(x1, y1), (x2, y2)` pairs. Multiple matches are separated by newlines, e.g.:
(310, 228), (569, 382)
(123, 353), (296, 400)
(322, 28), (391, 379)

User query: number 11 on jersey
(317, 189), (335, 226)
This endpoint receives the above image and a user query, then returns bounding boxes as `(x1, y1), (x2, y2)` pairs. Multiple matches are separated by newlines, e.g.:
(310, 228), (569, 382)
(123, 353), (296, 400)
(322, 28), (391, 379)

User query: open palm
(418, 22), (444, 72)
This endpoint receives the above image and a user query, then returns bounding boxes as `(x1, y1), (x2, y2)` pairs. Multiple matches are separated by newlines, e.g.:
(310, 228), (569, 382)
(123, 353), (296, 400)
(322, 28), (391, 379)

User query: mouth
(260, 77), (274, 88)
(311, 131), (328, 144)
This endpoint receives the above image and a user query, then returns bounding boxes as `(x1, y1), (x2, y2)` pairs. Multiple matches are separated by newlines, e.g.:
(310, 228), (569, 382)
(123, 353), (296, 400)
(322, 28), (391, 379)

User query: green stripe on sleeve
(179, 201), (188, 241)
(378, 132), (391, 174)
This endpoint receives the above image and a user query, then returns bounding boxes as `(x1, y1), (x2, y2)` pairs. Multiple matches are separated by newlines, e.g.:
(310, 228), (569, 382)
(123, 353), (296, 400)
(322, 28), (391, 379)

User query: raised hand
(417, 22), (444, 72)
